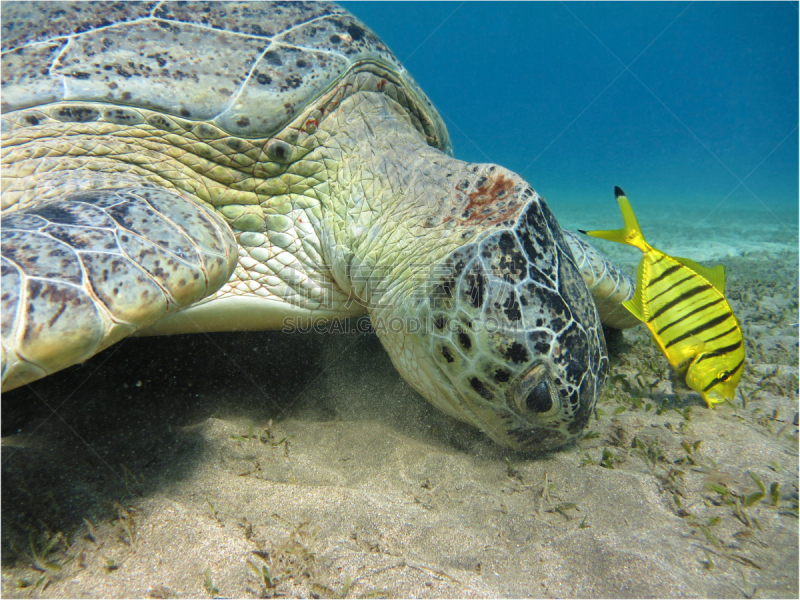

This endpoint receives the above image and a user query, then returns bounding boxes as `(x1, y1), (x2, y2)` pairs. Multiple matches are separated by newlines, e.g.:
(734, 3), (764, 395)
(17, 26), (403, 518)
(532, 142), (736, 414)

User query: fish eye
(526, 381), (552, 413)
(718, 370), (731, 382)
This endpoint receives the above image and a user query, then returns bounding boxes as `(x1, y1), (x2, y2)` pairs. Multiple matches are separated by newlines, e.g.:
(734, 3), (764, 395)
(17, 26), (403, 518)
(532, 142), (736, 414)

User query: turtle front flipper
(561, 230), (641, 330)
(1, 187), (238, 391)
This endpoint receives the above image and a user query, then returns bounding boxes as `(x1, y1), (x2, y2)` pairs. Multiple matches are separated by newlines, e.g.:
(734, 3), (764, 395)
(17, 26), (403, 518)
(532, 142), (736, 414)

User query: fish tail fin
(579, 186), (650, 253)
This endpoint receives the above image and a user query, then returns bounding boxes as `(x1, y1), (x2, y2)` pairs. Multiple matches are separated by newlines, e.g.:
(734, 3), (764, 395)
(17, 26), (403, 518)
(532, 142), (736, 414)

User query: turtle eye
(526, 381), (553, 413)
(514, 365), (560, 417)
(718, 370), (731, 382)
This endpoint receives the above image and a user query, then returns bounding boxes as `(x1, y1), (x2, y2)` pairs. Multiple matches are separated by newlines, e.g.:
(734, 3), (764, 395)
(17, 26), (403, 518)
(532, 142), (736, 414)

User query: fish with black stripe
(580, 187), (745, 407)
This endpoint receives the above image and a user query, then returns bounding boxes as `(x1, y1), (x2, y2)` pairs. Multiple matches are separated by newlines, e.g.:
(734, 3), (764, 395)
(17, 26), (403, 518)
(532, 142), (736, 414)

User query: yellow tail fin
(579, 186), (650, 253)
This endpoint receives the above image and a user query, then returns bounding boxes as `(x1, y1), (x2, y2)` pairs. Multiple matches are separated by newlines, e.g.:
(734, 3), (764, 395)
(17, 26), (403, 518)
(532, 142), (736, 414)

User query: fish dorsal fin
(673, 256), (726, 293)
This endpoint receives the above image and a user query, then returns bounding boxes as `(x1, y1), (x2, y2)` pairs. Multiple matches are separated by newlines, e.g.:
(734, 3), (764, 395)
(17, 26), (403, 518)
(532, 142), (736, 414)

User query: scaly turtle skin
(1, 1), (637, 451)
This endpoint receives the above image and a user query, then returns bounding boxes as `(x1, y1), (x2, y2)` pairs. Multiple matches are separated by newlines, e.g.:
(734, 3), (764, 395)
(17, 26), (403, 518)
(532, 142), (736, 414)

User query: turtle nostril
(526, 381), (552, 413)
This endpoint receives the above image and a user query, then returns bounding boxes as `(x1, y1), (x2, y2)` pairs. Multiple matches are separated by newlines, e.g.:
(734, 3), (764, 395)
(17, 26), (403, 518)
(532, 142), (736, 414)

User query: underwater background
(342, 1), (799, 255)
(2, 3), (797, 598)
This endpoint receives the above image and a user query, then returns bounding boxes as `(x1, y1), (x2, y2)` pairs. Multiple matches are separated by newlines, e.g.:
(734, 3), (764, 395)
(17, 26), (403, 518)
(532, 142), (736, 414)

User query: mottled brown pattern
(465, 173), (516, 208)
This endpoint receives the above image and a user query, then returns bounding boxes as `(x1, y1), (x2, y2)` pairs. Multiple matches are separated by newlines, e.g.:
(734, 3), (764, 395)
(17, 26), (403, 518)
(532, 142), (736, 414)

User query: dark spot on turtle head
(256, 73), (271, 85)
(505, 342), (529, 364)
(498, 231), (515, 253)
(121, 91), (132, 101)
(296, 59), (307, 68)
(236, 117), (250, 128)
(494, 368), (511, 383)
(502, 295), (522, 322)
(528, 331), (552, 356)
(463, 270), (485, 309)
(469, 377), (494, 401)
(346, 22), (366, 42)
(329, 34), (341, 44)
(180, 107), (191, 117)
(24, 115), (40, 126)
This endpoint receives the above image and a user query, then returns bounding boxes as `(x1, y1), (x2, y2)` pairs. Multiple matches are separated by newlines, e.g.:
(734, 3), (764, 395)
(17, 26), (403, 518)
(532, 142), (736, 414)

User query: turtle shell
(1, 1), (450, 149)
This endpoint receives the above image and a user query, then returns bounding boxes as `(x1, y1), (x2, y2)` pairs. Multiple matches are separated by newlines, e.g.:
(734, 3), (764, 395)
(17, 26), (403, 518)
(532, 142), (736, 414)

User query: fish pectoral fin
(686, 336), (706, 357)
(673, 256), (726, 293)
(622, 297), (645, 322)
(621, 259), (647, 322)
(669, 336), (706, 369)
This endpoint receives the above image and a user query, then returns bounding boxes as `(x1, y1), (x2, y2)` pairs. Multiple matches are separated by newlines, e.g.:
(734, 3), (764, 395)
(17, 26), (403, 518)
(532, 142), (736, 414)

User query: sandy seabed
(2, 239), (797, 598)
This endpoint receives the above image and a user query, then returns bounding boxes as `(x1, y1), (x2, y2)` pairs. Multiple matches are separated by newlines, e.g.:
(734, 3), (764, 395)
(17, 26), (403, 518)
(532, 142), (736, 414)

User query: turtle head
(331, 103), (609, 451)
(416, 191), (608, 452)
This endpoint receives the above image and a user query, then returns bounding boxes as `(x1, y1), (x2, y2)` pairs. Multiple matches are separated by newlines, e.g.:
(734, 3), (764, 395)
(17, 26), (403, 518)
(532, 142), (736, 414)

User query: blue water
(341, 1), (799, 247)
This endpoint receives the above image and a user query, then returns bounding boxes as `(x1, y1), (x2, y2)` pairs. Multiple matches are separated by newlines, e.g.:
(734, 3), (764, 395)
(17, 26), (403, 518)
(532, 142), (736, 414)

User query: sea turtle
(1, 1), (638, 452)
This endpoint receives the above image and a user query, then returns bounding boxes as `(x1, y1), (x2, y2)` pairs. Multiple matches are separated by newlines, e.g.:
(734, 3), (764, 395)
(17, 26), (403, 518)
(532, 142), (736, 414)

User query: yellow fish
(580, 186), (745, 407)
